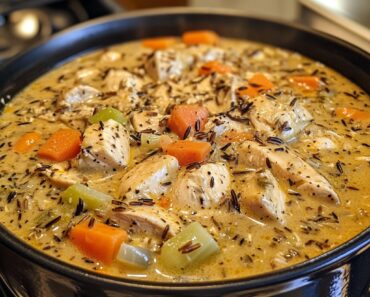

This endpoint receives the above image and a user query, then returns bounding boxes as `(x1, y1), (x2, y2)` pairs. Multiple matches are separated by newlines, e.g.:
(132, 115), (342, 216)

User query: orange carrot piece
(142, 37), (177, 49)
(158, 196), (171, 209)
(198, 61), (231, 76)
(167, 105), (209, 139)
(237, 86), (259, 98)
(13, 132), (41, 153)
(220, 131), (254, 143)
(237, 74), (273, 98)
(249, 73), (274, 91)
(69, 220), (127, 265)
(335, 107), (370, 122)
(289, 76), (320, 90)
(38, 128), (81, 162)
(164, 140), (211, 166)
(182, 30), (219, 45)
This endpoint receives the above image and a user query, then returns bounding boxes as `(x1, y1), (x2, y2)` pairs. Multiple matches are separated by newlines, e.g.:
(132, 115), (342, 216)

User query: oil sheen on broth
(0, 33), (369, 282)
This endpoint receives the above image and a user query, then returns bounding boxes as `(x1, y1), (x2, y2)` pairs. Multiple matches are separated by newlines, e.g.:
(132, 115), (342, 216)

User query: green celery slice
(141, 133), (161, 149)
(89, 107), (127, 125)
(159, 222), (219, 270)
(61, 183), (111, 210)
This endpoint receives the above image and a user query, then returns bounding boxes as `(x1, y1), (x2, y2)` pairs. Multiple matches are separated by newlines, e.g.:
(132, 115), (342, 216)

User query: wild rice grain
(183, 126), (192, 139)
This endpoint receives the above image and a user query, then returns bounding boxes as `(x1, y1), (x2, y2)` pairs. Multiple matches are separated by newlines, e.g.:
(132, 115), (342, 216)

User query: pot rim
(0, 7), (369, 292)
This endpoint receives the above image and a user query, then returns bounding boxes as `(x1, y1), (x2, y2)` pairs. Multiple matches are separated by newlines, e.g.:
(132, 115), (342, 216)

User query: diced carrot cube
(142, 37), (177, 49)
(69, 220), (127, 265)
(249, 73), (274, 90)
(237, 86), (259, 98)
(13, 132), (41, 153)
(158, 196), (171, 209)
(237, 74), (273, 98)
(164, 140), (211, 166)
(182, 30), (219, 45)
(289, 76), (320, 90)
(198, 61), (231, 76)
(335, 107), (370, 122)
(38, 128), (81, 162)
(167, 105), (209, 139)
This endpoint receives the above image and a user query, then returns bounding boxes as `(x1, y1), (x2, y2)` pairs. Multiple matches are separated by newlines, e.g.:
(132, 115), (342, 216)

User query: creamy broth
(0, 35), (369, 282)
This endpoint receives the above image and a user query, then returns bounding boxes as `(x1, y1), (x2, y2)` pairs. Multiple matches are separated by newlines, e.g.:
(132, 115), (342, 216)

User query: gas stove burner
(0, 0), (120, 62)
(0, 9), (54, 61)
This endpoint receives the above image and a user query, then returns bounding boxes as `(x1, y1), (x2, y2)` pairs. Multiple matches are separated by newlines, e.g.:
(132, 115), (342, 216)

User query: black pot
(0, 8), (369, 297)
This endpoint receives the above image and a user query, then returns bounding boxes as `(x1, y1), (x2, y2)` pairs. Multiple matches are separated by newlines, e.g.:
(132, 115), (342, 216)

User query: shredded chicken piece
(119, 155), (179, 200)
(80, 119), (130, 170)
(171, 163), (230, 209)
(237, 141), (339, 203)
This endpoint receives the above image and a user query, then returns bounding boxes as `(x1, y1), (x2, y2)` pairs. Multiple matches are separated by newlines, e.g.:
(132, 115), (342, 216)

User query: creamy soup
(0, 31), (369, 282)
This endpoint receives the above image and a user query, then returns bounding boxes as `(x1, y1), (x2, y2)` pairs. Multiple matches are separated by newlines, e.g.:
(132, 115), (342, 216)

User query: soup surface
(0, 32), (369, 282)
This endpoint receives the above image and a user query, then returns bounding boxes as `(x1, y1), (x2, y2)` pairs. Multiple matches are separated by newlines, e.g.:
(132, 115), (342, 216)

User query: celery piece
(89, 107), (127, 125)
(116, 243), (152, 269)
(141, 133), (161, 149)
(159, 222), (219, 270)
(61, 184), (111, 210)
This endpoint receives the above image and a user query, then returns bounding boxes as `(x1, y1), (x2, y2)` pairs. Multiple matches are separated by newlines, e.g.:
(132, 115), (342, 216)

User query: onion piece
(116, 243), (152, 269)
(141, 133), (176, 150)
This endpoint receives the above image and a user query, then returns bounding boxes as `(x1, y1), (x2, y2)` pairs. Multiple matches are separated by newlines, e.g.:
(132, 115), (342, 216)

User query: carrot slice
(335, 107), (370, 122)
(182, 30), (219, 45)
(199, 61), (231, 76)
(158, 196), (171, 209)
(220, 131), (254, 143)
(13, 132), (41, 153)
(249, 73), (274, 90)
(142, 37), (177, 49)
(237, 74), (273, 98)
(164, 140), (211, 166)
(237, 86), (259, 98)
(69, 220), (127, 265)
(38, 128), (81, 162)
(167, 105), (209, 139)
(289, 76), (320, 90)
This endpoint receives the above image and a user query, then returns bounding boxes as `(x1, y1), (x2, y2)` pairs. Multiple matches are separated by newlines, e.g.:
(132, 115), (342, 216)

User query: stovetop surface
(0, 0), (119, 62)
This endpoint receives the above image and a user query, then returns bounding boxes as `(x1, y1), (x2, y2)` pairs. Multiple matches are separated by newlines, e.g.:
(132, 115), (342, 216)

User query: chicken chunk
(119, 155), (179, 200)
(36, 163), (86, 188)
(145, 49), (190, 81)
(305, 136), (337, 151)
(205, 114), (250, 137)
(237, 141), (339, 203)
(237, 169), (286, 223)
(100, 50), (121, 62)
(171, 163), (230, 209)
(130, 109), (164, 133)
(63, 85), (101, 106)
(110, 206), (181, 238)
(148, 83), (174, 113)
(59, 106), (95, 131)
(187, 45), (225, 62)
(203, 73), (241, 114)
(79, 119), (130, 170)
(299, 124), (339, 151)
(101, 91), (140, 113)
(201, 47), (225, 62)
(76, 68), (100, 81)
(249, 94), (312, 140)
(104, 69), (142, 92)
